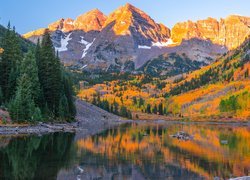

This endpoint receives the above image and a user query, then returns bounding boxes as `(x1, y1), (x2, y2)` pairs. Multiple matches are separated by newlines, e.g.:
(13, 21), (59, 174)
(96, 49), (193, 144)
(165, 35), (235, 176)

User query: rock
(170, 131), (193, 141)
(221, 140), (228, 145)
(22, 4), (250, 73)
(171, 15), (250, 50)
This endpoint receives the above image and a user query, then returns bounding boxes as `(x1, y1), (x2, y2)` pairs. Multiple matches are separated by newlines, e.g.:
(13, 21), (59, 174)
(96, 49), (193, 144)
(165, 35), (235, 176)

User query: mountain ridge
(22, 3), (250, 73)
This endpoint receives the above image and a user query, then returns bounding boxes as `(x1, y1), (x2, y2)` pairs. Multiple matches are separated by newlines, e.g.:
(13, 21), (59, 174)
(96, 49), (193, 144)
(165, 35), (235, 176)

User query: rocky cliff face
(171, 15), (250, 50)
(74, 9), (107, 32)
(23, 9), (106, 39)
(81, 3), (172, 71)
(23, 3), (250, 73)
(102, 3), (170, 44)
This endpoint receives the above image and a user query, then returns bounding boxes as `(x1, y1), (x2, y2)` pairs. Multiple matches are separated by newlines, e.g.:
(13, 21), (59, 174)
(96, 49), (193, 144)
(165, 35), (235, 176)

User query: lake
(0, 122), (249, 179)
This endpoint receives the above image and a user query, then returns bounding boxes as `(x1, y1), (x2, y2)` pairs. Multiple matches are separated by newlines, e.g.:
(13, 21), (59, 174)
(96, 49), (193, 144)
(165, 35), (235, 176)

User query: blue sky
(1, 0), (249, 34)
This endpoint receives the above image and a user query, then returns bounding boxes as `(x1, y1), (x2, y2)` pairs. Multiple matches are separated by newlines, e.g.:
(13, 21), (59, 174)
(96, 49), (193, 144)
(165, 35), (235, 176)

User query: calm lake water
(0, 123), (249, 180)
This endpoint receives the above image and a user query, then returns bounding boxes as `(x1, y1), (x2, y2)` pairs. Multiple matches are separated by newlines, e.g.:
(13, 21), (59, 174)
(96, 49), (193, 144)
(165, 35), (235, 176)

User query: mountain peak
(123, 3), (136, 10)
(81, 8), (105, 17)
(103, 2), (169, 37)
(74, 9), (107, 32)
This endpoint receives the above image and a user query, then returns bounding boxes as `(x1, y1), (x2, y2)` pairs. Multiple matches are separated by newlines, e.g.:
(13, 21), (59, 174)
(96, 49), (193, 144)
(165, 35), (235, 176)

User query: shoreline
(0, 100), (131, 136)
(0, 100), (249, 136)
(1, 119), (249, 136)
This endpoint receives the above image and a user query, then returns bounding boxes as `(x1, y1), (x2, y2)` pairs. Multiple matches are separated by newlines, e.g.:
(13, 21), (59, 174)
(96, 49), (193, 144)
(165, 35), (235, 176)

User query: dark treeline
(0, 24), (76, 123)
(143, 102), (167, 116)
(92, 94), (132, 119)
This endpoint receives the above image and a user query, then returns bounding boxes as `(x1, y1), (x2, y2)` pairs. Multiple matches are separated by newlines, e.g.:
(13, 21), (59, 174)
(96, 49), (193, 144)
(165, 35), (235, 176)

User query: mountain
(81, 3), (172, 72)
(23, 3), (250, 72)
(171, 15), (250, 50)
(139, 53), (206, 77)
(23, 9), (107, 38)
(164, 35), (250, 118)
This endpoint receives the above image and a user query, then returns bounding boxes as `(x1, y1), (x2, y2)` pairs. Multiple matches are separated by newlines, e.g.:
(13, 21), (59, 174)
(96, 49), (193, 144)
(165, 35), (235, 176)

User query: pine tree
(92, 97), (97, 105)
(38, 29), (62, 117)
(32, 107), (43, 121)
(132, 97), (137, 105)
(0, 88), (3, 106)
(127, 110), (132, 119)
(102, 100), (110, 112)
(113, 100), (119, 115)
(0, 22), (22, 102)
(163, 107), (167, 115)
(146, 104), (151, 114)
(21, 51), (42, 106)
(61, 72), (76, 120)
(8, 74), (37, 122)
(158, 103), (163, 115)
(59, 94), (70, 121)
(153, 105), (158, 114)
(120, 105), (128, 117)
(139, 97), (144, 108)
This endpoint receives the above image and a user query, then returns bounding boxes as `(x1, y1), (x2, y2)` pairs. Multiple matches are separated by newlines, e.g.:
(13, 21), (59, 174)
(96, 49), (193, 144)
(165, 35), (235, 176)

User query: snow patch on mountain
(79, 36), (89, 45)
(152, 39), (175, 48)
(80, 64), (88, 69)
(55, 33), (72, 52)
(138, 45), (151, 49)
(81, 38), (95, 58)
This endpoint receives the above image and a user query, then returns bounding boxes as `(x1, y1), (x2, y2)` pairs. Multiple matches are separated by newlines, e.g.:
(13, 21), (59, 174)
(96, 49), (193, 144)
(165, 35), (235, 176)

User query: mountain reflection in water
(0, 123), (249, 179)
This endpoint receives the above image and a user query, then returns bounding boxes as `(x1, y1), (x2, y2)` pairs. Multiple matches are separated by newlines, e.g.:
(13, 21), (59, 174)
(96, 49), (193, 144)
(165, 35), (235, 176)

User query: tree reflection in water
(76, 123), (250, 179)
(0, 123), (249, 180)
(0, 133), (76, 180)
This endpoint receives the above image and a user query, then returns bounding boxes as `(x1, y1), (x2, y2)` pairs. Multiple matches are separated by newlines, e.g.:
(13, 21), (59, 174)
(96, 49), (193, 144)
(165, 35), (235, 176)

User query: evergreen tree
(61, 73), (76, 120)
(120, 105), (128, 117)
(0, 88), (3, 106)
(102, 99), (110, 112)
(127, 110), (132, 119)
(97, 93), (101, 106)
(113, 100), (119, 115)
(92, 97), (97, 105)
(153, 104), (158, 114)
(38, 29), (61, 117)
(146, 104), (151, 114)
(139, 97), (144, 108)
(8, 74), (38, 122)
(21, 51), (42, 106)
(32, 107), (43, 122)
(59, 94), (70, 121)
(0, 22), (22, 102)
(132, 97), (137, 105)
(158, 103), (163, 115)
(110, 104), (114, 113)
(163, 107), (167, 115)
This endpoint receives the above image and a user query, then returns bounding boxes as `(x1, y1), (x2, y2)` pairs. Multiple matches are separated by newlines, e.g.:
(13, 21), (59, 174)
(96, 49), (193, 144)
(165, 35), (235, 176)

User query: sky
(0, 0), (249, 34)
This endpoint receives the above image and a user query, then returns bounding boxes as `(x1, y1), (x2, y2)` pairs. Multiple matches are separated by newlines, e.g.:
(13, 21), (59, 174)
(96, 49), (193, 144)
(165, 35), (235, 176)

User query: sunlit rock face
(73, 9), (107, 32)
(81, 3), (172, 71)
(23, 9), (107, 38)
(171, 15), (250, 50)
(103, 3), (170, 43)
(22, 3), (250, 72)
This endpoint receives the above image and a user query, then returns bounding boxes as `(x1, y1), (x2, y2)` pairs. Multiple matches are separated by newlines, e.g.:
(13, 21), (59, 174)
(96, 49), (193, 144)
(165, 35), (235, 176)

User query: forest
(0, 23), (76, 123)
(78, 36), (250, 120)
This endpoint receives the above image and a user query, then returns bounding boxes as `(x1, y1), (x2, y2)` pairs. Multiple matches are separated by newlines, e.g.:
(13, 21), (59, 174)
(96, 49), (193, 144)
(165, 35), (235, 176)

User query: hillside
(78, 36), (250, 120)
(0, 24), (34, 53)
(164, 36), (250, 118)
